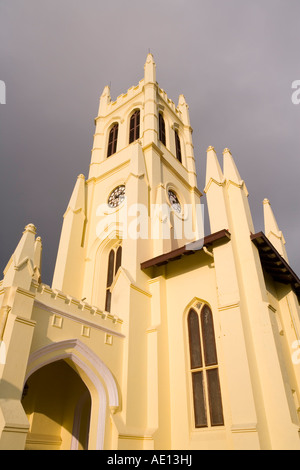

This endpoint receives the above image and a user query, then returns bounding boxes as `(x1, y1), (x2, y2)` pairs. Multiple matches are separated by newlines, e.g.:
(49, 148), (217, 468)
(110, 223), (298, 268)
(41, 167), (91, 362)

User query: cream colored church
(0, 54), (300, 451)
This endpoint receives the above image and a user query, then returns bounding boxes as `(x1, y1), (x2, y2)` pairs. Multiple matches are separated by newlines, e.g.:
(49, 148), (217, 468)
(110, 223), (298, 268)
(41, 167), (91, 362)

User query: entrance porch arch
(24, 339), (119, 450)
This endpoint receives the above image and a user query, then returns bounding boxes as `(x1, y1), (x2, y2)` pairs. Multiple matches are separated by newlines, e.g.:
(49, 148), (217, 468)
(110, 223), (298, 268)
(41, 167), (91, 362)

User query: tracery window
(107, 123), (119, 157)
(187, 304), (224, 428)
(159, 113), (166, 146)
(174, 129), (182, 163)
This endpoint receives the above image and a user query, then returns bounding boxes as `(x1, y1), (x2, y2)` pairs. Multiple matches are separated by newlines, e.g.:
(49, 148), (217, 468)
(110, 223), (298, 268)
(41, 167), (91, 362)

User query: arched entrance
(22, 360), (91, 450)
(23, 339), (120, 450)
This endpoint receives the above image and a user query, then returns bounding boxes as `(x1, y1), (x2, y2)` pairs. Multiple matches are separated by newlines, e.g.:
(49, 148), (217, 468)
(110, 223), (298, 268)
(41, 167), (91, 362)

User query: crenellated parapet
(2, 224), (43, 291)
(32, 281), (124, 344)
(90, 54), (196, 187)
(97, 79), (145, 119)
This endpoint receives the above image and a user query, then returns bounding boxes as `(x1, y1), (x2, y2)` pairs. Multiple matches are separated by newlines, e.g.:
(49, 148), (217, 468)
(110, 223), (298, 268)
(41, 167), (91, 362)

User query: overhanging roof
(251, 232), (300, 301)
(140, 229), (231, 270)
(140, 229), (300, 302)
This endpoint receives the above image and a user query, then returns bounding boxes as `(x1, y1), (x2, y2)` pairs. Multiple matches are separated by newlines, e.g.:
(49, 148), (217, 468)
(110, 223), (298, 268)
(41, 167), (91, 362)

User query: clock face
(107, 185), (126, 208)
(168, 189), (181, 213)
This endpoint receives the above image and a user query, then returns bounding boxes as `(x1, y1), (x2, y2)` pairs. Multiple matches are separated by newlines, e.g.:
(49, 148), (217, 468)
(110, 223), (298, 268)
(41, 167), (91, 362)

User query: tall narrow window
(174, 129), (182, 163)
(129, 110), (140, 143)
(115, 246), (122, 274)
(187, 304), (224, 428)
(105, 250), (115, 312)
(188, 310), (202, 370)
(107, 123), (119, 157)
(159, 113), (166, 146)
(105, 245), (122, 313)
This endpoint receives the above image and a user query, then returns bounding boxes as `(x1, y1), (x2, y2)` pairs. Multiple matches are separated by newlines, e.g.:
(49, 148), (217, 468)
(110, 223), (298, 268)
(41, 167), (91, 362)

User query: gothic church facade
(0, 55), (300, 450)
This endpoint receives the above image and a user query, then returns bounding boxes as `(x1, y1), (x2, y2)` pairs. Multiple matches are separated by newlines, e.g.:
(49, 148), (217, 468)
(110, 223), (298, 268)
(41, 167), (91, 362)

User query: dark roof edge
(251, 232), (300, 300)
(140, 229), (231, 270)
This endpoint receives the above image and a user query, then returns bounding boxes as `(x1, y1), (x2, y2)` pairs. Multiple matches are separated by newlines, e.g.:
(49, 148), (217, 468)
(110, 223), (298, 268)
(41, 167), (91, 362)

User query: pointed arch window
(107, 123), (119, 157)
(105, 245), (122, 313)
(129, 110), (140, 144)
(159, 113), (166, 146)
(174, 129), (182, 163)
(187, 305), (224, 428)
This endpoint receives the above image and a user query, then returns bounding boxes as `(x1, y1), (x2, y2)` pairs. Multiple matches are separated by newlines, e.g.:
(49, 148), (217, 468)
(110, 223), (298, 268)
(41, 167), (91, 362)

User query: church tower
(52, 53), (202, 310)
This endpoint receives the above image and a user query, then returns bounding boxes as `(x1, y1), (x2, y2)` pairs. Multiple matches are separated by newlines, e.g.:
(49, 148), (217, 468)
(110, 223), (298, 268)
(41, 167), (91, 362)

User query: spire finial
(98, 84), (111, 116)
(65, 174), (86, 215)
(223, 148), (242, 183)
(263, 198), (288, 261)
(3, 223), (37, 289)
(205, 146), (224, 187)
(24, 223), (36, 234)
(144, 52), (156, 83)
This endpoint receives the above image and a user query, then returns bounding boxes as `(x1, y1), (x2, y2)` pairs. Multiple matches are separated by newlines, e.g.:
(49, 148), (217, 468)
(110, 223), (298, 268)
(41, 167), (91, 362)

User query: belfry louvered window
(105, 245), (122, 313)
(174, 129), (182, 163)
(129, 110), (140, 143)
(159, 113), (166, 146)
(107, 123), (119, 157)
(187, 305), (224, 428)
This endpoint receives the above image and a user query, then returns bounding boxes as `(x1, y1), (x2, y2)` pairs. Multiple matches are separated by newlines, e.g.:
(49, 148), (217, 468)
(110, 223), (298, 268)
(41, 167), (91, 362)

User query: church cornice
(95, 79), (145, 121)
(33, 298), (125, 338)
(251, 232), (300, 302)
(204, 177), (226, 194)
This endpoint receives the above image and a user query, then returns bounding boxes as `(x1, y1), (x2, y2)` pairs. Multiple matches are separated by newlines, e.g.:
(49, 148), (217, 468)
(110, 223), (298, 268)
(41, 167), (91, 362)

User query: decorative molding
(118, 434), (153, 441)
(81, 325), (90, 338)
(146, 328), (157, 334)
(3, 424), (29, 434)
(51, 314), (63, 328)
(231, 423), (257, 433)
(34, 299), (125, 338)
(16, 287), (36, 299)
(86, 158), (131, 185)
(204, 177), (226, 194)
(15, 316), (36, 328)
(218, 302), (240, 312)
(268, 304), (277, 314)
(26, 338), (119, 406)
(160, 155), (201, 194)
(226, 179), (249, 197)
(130, 283), (152, 298)
(142, 141), (163, 157)
(26, 433), (62, 446)
(105, 333), (113, 345)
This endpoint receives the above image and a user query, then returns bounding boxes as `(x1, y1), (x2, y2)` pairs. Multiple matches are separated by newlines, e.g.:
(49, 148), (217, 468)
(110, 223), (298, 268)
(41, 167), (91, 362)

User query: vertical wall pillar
(52, 174), (86, 298)
(177, 95), (197, 188)
(204, 147), (260, 449)
(143, 54), (157, 148)
(89, 86), (112, 179)
(223, 148), (300, 449)
(0, 224), (39, 449)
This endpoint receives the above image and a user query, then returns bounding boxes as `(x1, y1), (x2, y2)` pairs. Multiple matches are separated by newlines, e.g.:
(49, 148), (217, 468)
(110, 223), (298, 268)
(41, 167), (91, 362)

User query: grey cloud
(0, 0), (299, 284)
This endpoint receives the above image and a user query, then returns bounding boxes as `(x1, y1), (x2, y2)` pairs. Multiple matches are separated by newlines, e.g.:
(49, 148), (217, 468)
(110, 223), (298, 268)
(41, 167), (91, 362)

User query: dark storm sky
(0, 0), (299, 286)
